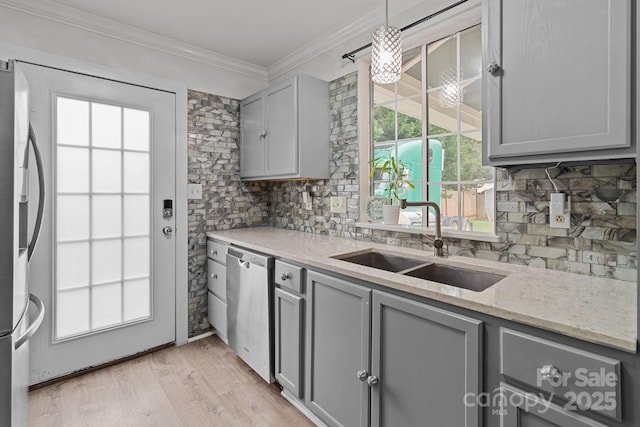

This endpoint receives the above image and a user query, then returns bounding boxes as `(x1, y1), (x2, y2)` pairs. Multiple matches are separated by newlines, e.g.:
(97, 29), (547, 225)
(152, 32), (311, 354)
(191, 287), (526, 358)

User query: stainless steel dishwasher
(226, 247), (274, 383)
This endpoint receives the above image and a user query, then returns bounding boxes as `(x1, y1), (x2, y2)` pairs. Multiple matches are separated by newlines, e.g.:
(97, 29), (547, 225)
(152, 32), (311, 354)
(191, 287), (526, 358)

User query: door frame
(0, 42), (188, 345)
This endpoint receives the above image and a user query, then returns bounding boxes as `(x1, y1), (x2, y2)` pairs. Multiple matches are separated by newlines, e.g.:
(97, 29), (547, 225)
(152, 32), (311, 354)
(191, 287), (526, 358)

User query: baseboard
(187, 330), (215, 343)
(280, 390), (327, 427)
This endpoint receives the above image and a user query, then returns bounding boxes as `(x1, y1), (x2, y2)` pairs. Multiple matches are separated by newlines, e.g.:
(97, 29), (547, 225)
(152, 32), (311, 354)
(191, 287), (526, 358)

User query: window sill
(355, 222), (506, 243)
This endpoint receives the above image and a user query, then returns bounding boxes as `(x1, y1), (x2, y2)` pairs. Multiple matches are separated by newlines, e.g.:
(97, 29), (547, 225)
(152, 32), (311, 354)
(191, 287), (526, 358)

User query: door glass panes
(54, 96), (152, 340)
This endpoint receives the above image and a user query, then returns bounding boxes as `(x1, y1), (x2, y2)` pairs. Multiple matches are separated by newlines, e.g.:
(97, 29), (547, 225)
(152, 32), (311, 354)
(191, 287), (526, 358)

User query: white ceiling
(44, 0), (405, 68)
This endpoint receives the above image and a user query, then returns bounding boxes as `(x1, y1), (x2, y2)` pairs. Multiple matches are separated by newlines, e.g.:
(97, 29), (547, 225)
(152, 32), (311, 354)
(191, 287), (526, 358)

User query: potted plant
(368, 154), (415, 225)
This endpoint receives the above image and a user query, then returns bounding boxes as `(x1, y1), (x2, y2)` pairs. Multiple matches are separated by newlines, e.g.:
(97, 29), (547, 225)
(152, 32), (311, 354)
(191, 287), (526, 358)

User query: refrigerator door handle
(27, 122), (45, 261)
(15, 293), (45, 350)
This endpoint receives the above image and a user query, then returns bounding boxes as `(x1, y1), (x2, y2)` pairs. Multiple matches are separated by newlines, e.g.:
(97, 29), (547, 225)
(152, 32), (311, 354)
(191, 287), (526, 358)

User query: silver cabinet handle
(15, 294), (45, 350)
(238, 259), (250, 269)
(210, 274), (218, 279)
(540, 364), (562, 383)
(366, 376), (379, 387)
(487, 61), (501, 75)
(356, 370), (368, 381)
(281, 273), (291, 281)
(162, 226), (173, 235)
(210, 250), (217, 256)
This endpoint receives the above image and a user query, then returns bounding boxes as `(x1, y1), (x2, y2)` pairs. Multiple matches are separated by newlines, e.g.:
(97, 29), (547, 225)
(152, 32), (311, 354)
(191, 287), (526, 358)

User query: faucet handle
(434, 239), (444, 249)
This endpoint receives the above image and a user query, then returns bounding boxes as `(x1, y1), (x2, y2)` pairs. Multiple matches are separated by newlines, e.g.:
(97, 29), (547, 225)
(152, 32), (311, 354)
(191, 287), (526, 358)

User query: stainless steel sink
(333, 251), (427, 273)
(333, 249), (505, 292)
(403, 263), (505, 292)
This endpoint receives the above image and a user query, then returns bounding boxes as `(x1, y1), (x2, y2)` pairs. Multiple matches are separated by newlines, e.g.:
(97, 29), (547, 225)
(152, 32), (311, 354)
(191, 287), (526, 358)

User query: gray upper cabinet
(483, 0), (634, 166)
(240, 75), (329, 180)
(306, 271), (371, 427)
(370, 291), (482, 427)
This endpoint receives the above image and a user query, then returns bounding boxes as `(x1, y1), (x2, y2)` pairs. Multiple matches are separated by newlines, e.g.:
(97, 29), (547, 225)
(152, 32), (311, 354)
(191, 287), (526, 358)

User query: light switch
(188, 183), (203, 200)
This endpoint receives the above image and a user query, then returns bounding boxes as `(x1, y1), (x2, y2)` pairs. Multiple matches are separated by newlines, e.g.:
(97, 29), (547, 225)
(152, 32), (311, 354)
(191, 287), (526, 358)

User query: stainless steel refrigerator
(0, 59), (45, 427)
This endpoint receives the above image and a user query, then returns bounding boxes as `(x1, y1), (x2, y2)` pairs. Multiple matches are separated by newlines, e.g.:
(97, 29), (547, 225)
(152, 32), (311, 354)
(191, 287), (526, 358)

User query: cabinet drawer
(275, 260), (303, 293)
(208, 291), (227, 341)
(207, 240), (227, 264)
(500, 383), (608, 427)
(207, 259), (226, 301)
(501, 329), (621, 421)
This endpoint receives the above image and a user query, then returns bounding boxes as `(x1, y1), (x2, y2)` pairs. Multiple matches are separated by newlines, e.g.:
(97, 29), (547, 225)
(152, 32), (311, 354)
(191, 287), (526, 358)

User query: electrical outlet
(330, 196), (347, 214)
(303, 192), (313, 210)
(549, 192), (570, 229)
(188, 183), (202, 199)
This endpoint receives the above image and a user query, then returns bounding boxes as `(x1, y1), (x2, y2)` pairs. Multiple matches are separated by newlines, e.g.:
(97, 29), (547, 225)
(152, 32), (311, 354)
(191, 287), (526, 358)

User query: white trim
(267, 7), (382, 80)
(0, 0), (268, 81)
(0, 0), (442, 82)
(0, 43), (190, 346)
(355, 222), (505, 243)
(187, 330), (215, 343)
(174, 80), (189, 346)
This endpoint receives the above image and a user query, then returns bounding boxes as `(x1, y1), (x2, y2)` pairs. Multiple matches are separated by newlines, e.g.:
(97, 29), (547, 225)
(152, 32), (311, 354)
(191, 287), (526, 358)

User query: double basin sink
(332, 250), (505, 292)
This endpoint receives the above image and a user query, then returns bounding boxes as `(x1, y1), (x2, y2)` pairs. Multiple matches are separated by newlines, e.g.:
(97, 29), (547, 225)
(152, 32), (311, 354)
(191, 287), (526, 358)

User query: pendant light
(371, 0), (402, 84)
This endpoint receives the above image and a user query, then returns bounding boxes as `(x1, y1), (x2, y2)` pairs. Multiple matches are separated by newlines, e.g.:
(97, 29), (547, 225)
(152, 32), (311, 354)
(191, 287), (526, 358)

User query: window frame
(356, 8), (502, 241)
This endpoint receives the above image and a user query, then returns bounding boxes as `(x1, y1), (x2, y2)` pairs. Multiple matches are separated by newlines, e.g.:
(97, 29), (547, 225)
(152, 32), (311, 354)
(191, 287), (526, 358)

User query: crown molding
(2, 0), (442, 84)
(267, 0), (426, 80)
(267, 8), (380, 80)
(0, 0), (268, 81)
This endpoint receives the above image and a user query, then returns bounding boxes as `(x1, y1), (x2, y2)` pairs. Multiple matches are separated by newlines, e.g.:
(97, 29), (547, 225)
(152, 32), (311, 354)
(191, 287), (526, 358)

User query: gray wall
(186, 73), (637, 336)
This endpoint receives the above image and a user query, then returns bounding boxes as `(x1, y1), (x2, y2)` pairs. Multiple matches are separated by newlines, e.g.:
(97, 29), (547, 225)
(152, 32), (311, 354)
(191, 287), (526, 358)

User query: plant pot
(382, 205), (400, 225)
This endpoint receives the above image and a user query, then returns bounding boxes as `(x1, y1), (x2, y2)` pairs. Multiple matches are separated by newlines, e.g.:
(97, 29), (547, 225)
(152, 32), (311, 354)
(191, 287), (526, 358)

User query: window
(370, 24), (495, 234)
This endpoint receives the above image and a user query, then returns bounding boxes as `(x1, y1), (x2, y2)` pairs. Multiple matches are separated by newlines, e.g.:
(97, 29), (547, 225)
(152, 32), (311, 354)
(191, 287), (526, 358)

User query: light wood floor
(29, 335), (314, 427)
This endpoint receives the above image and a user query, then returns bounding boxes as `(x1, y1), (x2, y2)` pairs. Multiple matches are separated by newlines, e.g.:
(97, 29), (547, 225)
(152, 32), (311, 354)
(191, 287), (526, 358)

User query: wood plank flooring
(29, 335), (314, 427)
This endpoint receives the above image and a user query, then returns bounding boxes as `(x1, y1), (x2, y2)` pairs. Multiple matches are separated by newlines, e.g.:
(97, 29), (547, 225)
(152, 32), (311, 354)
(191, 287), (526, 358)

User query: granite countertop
(207, 227), (637, 353)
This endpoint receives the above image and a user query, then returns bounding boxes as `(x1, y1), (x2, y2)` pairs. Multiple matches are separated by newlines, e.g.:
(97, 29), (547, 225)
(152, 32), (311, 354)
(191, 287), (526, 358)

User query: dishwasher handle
(227, 247), (272, 269)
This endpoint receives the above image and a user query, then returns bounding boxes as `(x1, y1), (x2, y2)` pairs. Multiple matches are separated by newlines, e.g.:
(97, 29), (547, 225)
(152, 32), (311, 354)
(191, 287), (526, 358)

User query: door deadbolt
(163, 199), (173, 218)
(162, 226), (173, 235)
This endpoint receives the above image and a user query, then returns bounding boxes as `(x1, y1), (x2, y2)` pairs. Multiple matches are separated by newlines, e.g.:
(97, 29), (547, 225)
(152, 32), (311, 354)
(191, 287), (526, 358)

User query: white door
(21, 62), (176, 384)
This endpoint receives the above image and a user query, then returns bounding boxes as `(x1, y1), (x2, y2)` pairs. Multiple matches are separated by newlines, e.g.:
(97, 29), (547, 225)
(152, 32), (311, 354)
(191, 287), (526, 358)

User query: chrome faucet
(399, 199), (445, 257)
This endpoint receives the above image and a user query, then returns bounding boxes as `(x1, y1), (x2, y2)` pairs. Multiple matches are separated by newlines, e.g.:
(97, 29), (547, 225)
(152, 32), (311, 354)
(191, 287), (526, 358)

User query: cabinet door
(484, 0), (632, 164)
(265, 78), (298, 176)
(274, 287), (303, 398)
(370, 291), (482, 427)
(306, 271), (371, 427)
(240, 94), (265, 177)
(500, 383), (607, 427)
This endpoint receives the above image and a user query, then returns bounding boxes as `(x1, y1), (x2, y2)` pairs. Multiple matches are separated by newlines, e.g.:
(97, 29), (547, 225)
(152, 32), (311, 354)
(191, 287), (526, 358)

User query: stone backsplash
(263, 72), (637, 282)
(187, 72), (637, 336)
(187, 90), (269, 337)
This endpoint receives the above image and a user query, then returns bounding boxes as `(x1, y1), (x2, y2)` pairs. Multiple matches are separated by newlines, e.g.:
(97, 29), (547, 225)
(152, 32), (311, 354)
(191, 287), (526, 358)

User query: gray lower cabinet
(206, 239), (228, 342)
(274, 287), (303, 398)
(370, 291), (482, 427)
(306, 271), (372, 427)
(305, 270), (483, 427)
(483, 0), (634, 166)
(500, 383), (608, 427)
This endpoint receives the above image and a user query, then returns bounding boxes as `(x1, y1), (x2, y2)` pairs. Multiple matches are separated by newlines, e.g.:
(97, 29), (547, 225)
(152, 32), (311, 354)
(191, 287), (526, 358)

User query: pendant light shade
(371, 0), (402, 84)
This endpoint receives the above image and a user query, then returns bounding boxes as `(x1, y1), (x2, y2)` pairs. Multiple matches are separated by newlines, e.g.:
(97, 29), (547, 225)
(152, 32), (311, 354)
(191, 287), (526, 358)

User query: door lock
(162, 226), (173, 235)
(163, 199), (173, 218)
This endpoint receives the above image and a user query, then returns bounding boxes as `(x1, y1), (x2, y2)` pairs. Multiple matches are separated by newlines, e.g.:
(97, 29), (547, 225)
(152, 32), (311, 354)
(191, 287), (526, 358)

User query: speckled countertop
(207, 227), (637, 353)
